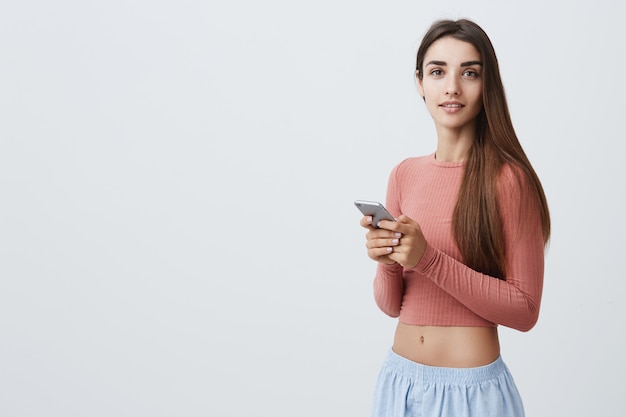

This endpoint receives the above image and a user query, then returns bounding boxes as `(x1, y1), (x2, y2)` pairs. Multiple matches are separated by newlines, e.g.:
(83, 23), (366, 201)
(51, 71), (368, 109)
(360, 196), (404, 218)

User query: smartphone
(354, 200), (396, 228)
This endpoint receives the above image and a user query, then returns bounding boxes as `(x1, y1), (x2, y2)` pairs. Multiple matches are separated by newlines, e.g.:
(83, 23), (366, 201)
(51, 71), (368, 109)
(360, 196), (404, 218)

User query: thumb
(395, 214), (416, 225)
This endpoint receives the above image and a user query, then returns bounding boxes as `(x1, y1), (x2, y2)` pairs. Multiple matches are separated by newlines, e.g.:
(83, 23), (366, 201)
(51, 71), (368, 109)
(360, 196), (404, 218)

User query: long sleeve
(372, 162), (406, 317)
(414, 166), (545, 331)
(373, 263), (404, 317)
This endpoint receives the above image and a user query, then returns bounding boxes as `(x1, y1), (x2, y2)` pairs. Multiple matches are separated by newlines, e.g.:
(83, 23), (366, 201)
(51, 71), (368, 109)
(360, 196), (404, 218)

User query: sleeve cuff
(414, 243), (438, 273)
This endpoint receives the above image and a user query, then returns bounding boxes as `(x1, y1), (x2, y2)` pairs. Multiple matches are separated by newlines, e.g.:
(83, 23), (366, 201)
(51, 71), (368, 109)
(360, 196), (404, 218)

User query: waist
(393, 322), (500, 368)
(381, 348), (509, 384)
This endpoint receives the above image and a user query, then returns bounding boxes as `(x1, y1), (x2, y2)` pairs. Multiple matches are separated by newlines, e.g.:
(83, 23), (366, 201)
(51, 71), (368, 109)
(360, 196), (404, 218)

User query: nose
(445, 77), (460, 96)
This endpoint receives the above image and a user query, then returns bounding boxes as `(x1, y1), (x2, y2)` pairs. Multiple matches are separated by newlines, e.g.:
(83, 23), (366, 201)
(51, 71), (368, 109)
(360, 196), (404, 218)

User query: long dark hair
(416, 19), (550, 279)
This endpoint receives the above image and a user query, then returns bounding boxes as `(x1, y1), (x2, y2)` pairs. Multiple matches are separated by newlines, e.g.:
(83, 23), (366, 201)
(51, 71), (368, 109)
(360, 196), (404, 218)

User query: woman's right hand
(360, 216), (401, 265)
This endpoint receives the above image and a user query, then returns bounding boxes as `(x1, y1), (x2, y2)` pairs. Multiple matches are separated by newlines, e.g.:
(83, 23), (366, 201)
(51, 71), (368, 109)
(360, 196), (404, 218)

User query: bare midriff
(393, 322), (501, 368)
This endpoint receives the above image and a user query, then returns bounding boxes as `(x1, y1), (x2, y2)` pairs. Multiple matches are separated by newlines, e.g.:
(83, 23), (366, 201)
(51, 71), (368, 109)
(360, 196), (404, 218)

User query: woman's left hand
(377, 215), (428, 269)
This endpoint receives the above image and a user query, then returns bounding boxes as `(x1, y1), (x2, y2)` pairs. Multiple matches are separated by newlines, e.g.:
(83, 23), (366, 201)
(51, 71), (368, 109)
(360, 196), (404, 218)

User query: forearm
(416, 244), (543, 331)
(373, 262), (404, 317)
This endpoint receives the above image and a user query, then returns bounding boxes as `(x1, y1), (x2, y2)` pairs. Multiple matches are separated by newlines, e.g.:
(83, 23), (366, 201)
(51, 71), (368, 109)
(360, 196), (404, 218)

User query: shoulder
(391, 153), (434, 177)
(496, 163), (530, 198)
(497, 162), (523, 185)
(496, 163), (542, 220)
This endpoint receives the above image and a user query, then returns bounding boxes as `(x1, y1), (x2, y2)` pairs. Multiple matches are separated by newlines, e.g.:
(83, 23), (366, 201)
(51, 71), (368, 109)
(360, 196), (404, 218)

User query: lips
(439, 101), (464, 113)
(439, 101), (464, 108)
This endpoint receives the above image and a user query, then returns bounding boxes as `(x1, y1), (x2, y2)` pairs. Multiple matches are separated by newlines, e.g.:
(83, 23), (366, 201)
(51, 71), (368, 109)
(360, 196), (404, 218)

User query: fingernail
(394, 232), (402, 238)
(366, 216), (373, 223)
(392, 239), (399, 245)
(386, 247), (393, 253)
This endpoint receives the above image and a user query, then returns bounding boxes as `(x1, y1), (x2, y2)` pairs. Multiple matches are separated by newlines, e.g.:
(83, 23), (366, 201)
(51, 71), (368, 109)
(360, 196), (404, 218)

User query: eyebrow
(425, 60), (483, 67)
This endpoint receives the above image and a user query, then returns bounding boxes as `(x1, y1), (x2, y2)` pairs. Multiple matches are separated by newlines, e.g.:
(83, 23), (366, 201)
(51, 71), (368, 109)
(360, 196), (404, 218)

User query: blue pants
(372, 349), (525, 417)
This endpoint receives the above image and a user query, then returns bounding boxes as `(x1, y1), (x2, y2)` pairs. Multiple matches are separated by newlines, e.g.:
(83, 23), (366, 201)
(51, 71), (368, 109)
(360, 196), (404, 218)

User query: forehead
(423, 36), (481, 64)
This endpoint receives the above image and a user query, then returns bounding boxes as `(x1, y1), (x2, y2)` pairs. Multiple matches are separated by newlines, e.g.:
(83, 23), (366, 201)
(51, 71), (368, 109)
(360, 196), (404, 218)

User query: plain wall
(1, 0), (625, 416)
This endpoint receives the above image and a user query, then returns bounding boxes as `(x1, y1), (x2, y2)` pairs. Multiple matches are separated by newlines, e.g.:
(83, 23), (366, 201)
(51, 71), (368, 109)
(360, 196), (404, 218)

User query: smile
(439, 101), (464, 108)
(439, 102), (464, 113)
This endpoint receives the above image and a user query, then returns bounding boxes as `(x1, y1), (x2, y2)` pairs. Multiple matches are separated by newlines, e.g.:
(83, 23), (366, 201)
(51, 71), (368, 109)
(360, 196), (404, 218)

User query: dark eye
(430, 69), (443, 77)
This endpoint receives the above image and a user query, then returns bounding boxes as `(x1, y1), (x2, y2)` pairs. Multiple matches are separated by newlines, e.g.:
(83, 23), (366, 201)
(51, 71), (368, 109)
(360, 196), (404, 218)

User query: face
(417, 36), (484, 135)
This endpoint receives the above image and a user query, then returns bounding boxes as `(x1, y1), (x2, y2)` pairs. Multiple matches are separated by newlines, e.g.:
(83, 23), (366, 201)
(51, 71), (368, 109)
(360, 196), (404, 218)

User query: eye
(462, 69), (479, 79)
(430, 69), (444, 77)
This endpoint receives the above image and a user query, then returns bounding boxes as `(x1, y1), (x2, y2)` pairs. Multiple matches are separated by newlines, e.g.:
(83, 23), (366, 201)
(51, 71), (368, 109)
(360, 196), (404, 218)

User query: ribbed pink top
(374, 153), (545, 331)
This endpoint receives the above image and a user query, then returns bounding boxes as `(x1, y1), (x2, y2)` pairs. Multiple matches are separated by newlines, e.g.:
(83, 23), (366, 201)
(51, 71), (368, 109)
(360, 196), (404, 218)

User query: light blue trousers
(372, 349), (525, 417)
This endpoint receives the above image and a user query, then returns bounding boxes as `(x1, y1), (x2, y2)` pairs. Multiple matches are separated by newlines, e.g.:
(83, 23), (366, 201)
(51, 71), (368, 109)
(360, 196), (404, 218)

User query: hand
(360, 215), (399, 265)
(361, 215), (427, 269)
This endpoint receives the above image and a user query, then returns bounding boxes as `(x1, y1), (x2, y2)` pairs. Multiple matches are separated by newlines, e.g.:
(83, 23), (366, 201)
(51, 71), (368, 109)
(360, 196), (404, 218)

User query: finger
(360, 215), (375, 229)
(366, 228), (402, 240)
(366, 236), (401, 249)
(395, 214), (416, 224)
(385, 220), (420, 236)
(387, 252), (402, 265)
(376, 219), (397, 231)
(369, 246), (395, 258)
(378, 218), (415, 233)
(370, 253), (397, 265)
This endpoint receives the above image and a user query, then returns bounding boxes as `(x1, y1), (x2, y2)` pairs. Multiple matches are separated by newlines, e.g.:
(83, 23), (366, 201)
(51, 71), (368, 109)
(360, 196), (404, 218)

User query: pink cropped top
(373, 153), (545, 332)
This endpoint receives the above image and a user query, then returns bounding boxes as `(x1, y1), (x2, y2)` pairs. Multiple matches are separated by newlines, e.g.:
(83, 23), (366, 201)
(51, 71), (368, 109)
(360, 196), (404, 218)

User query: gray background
(1, 0), (624, 416)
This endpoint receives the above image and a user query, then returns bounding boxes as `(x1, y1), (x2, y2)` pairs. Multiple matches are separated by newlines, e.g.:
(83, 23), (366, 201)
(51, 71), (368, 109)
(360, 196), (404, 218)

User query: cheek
(472, 93), (483, 108)
(421, 84), (436, 101)
(471, 85), (484, 105)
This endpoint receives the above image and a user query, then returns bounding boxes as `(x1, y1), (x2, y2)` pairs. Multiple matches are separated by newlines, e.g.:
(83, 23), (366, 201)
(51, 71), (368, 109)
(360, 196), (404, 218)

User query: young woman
(359, 19), (550, 417)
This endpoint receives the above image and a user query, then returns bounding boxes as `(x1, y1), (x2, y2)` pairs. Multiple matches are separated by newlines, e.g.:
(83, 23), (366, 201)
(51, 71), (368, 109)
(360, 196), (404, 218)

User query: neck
(434, 125), (475, 162)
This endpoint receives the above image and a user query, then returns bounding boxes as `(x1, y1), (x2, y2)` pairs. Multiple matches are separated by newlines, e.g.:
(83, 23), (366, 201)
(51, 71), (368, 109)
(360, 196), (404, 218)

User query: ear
(416, 70), (425, 100)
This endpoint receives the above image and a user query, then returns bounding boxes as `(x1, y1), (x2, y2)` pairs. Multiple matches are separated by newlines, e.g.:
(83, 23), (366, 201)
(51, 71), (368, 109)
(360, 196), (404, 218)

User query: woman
(360, 19), (550, 417)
